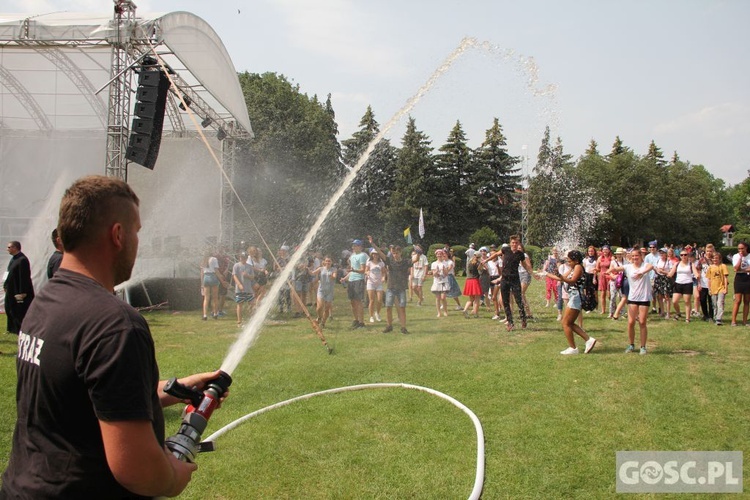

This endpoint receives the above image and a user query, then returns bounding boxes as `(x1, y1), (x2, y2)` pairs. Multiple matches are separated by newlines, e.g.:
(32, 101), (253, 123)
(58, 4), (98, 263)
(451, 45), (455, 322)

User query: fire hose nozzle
(164, 371), (232, 462)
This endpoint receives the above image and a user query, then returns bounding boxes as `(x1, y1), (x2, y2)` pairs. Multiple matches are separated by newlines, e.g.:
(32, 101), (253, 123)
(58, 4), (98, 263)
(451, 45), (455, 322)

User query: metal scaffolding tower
(104, 0), (137, 181)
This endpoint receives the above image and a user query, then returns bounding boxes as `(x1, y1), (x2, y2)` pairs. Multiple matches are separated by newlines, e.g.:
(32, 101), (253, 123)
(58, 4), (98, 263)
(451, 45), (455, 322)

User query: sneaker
(716, 321), (723, 326)
(351, 320), (359, 328)
(521, 318), (527, 329)
(218, 310), (227, 317)
(202, 315), (207, 321)
(454, 306), (463, 311)
(639, 347), (647, 355)
(369, 316), (375, 323)
(556, 313), (562, 321)
(584, 337), (597, 354)
(383, 325), (393, 333)
(625, 344), (635, 354)
(375, 312), (381, 322)
(560, 347), (579, 355)
(491, 315), (500, 320)
(400, 327), (410, 334)
(355, 322), (366, 329)
(506, 322), (514, 332)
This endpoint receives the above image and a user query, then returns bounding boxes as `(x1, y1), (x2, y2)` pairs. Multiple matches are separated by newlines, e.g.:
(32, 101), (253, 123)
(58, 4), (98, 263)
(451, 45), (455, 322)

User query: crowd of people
(195, 235), (750, 358)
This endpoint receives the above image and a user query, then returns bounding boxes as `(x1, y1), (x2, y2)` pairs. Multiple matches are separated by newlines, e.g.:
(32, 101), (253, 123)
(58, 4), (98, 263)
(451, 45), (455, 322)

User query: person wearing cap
(667, 247), (700, 322)
(608, 248), (655, 354)
(342, 239), (368, 329)
(410, 245), (428, 306)
(644, 240), (660, 313)
(653, 247), (674, 318)
(365, 248), (385, 323)
(368, 236), (411, 334)
(595, 245), (613, 315)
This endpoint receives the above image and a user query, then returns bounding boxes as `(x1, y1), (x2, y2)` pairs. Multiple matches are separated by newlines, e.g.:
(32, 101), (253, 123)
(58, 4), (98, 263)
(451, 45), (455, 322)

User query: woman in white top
(731, 241), (750, 326)
(667, 249), (699, 322)
(366, 250), (386, 323)
(430, 249), (451, 317)
(608, 249), (654, 355)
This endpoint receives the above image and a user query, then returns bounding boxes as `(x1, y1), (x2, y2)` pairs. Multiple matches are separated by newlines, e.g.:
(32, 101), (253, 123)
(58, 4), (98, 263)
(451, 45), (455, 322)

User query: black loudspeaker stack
(125, 69), (170, 170)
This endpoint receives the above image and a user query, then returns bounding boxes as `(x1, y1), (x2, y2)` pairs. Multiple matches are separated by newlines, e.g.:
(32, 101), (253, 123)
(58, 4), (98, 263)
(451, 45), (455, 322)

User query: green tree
(645, 140), (667, 168)
(430, 120), (473, 244)
(473, 118), (522, 242)
(527, 128), (574, 246)
(340, 106), (398, 239)
(383, 117), (435, 245)
(236, 72), (345, 247)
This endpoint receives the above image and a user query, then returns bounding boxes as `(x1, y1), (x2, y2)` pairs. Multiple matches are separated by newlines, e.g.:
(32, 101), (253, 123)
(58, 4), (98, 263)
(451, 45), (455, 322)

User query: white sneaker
(556, 313), (562, 321)
(584, 337), (597, 354)
(375, 312), (381, 322)
(491, 315), (500, 320)
(560, 347), (579, 355)
(369, 316), (375, 323)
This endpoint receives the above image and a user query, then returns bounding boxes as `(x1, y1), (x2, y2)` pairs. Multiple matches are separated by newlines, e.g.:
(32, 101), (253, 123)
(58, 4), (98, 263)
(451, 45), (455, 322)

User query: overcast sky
(5, 0), (749, 185)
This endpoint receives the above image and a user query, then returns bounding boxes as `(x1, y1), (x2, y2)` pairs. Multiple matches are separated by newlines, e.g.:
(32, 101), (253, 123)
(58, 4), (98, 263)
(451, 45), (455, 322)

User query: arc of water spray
(219, 36), (478, 375)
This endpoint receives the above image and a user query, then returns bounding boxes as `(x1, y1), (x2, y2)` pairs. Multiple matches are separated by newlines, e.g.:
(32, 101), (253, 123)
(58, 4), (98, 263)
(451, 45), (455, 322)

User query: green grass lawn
(1, 277), (748, 499)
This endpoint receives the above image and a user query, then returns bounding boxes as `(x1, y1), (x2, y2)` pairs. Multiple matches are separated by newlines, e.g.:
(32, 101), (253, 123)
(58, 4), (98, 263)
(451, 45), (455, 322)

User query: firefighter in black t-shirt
(1, 176), (227, 499)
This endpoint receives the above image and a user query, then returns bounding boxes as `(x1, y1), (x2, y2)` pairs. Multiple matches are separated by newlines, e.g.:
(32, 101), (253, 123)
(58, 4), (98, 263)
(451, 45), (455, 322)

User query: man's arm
(99, 420), (195, 498)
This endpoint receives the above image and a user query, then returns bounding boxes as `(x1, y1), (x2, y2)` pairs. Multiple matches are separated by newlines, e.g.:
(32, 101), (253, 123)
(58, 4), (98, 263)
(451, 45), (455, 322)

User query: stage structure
(0, 3), (253, 306)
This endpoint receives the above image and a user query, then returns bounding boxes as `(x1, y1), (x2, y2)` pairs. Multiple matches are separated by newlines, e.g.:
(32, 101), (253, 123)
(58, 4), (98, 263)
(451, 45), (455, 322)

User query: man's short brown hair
(509, 235), (520, 242)
(58, 176), (139, 252)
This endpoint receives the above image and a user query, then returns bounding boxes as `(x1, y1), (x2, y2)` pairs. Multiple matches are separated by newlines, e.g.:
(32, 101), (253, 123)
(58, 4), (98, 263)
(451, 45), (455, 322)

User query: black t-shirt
(386, 255), (411, 291)
(501, 250), (526, 279)
(2, 269), (163, 499)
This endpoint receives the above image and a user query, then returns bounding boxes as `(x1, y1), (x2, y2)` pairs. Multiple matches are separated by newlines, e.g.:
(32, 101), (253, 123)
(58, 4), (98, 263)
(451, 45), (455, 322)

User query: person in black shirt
(4, 240), (34, 334)
(46, 228), (63, 279)
(485, 235), (533, 331)
(369, 236), (411, 334)
(1, 176), (226, 499)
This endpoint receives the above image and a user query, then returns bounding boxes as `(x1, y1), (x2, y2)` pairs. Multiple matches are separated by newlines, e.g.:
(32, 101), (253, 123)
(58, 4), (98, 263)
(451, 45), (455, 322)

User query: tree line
(234, 71), (750, 254)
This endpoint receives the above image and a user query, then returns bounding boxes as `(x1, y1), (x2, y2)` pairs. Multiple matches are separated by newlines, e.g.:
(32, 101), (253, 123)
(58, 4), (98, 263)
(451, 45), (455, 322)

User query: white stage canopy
(0, 9), (253, 305)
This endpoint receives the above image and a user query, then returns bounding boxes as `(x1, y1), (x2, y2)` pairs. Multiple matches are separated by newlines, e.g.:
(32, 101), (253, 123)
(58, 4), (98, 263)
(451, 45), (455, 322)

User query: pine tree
(608, 136), (628, 158)
(432, 121), (473, 243)
(527, 127), (568, 245)
(384, 116), (434, 243)
(340, 106), (398, 238)
(645, 140), (666, 167)
(584, 139), (599, 157)
(473, 118), (522, 241)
